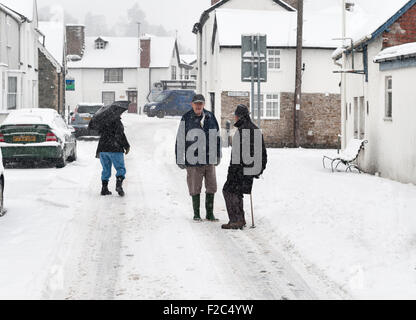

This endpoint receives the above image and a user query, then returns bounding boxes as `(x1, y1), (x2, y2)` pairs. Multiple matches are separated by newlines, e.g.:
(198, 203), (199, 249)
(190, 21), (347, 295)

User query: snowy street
(1, 114), (415, 300)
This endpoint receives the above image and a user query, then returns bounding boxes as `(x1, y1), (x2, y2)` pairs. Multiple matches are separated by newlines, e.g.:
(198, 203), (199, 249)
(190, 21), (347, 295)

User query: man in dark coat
(94, 115), (130, 197)
(222, 104), (267, 230)
(176, 94), (222, 221)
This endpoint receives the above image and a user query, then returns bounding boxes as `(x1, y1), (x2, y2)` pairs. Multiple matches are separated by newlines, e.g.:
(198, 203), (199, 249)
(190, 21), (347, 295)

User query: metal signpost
(241, 34), (267, 128)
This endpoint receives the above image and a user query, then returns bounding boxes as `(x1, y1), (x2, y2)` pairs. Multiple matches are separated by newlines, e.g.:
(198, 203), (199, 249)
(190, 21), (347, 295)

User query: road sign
(241, 34), (267, 128)
(241, 35), (267, 82)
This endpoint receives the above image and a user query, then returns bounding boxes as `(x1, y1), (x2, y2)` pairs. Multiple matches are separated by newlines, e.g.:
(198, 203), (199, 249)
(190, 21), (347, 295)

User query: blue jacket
(176, 109), (222, 167)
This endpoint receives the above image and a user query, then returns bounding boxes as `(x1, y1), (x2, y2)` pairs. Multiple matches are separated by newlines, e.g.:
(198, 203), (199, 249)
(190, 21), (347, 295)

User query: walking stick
(250, 193), (256, 229)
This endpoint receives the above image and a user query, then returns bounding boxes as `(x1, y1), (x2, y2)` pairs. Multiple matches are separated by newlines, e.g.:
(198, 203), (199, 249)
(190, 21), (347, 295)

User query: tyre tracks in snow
(48, 116), (340, 299)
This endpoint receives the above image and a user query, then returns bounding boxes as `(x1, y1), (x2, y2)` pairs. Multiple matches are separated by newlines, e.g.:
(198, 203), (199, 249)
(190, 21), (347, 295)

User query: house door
(210, 92), (215, 115)
(359, 96), (365, 139)
(127, 90), (138, 113)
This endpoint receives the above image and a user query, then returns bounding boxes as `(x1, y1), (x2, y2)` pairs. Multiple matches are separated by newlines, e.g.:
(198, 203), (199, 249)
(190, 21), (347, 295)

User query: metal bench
(323, 139), (368, 173)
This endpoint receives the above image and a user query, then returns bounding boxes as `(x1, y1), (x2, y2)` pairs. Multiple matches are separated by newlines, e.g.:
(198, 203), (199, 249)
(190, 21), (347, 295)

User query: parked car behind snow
(71, 103), (104, 138)
(0, 109), (77, 168)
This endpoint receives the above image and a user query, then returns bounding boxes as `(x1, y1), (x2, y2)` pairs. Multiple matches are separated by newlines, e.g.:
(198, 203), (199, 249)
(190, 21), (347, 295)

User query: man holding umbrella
(89, 101), (131, 197)
(222, 104), (267, 230)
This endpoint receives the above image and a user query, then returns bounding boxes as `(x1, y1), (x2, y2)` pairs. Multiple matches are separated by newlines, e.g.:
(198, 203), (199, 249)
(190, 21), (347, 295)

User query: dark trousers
(223, 190), (245, 223)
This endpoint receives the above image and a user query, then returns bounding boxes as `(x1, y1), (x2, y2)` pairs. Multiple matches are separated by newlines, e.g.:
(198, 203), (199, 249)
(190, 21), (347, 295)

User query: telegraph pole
(294, 0), (303, 147)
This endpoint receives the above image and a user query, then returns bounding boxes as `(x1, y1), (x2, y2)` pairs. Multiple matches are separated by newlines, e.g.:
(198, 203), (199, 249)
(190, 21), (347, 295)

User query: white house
(180, 54), (197, 81)
(140, 35), (191, 104)
(193, 0), (342, 147)
(66, 32), (143, 113)
(0, 0), (40, 121)
(65, 25), (186, 113)
(333, 0), (416, 184)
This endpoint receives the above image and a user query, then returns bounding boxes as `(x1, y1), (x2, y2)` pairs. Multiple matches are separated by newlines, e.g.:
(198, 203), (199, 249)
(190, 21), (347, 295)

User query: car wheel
(68, 144), (77, 162)
(56, 154), (67, 168)
(0, 177), (5, 217)
(157, 110), (165, 119)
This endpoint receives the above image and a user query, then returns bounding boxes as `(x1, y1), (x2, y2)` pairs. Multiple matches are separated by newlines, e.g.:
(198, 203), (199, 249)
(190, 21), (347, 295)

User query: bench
(323, 139), (368, 173)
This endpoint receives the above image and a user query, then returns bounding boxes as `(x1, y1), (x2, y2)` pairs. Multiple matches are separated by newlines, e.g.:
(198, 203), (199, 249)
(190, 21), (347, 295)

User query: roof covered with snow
(39, 21), (64, 65)
(332, 0), (414, 59)
(374, 42), (416, 62)
(0, 0), (35, 21)
(68, 37), (140, 69)
(180, 54), (197, 65)
(215, 9), (340, 49)
(148, 36), (177, 68)
(68, 35), (177, 69)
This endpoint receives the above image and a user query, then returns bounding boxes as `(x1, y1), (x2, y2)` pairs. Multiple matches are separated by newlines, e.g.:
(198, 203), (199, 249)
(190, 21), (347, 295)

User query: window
(95, 41), (106, 49)
(7, 76), (17, 110)
(104, 69), (123, 83)
(171, 66), (177, 80)
(184, 69), (190, 80)
(102, 91), (115, 106)
(385, 76), (393, 119)
(252, 93), (280, 119)
(268, 49), (281, 70)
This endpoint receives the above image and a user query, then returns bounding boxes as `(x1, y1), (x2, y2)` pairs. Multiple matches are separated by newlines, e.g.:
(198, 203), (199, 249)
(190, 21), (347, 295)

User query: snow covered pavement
(1, 114), (416, 299)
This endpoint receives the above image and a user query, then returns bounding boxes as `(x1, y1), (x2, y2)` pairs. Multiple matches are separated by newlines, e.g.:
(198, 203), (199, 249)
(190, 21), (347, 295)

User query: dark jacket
(176, 109), (221, 167)
(94, 118), (130, 157)
(223, 115), (267, 195)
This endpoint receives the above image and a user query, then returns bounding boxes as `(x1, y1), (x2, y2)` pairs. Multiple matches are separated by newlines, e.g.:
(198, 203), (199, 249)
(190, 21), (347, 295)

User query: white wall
(0, 10), (38, 117)
(218, 48), (339, 94)
(66, 68), (140, 111)
(343, 37), (416, 184)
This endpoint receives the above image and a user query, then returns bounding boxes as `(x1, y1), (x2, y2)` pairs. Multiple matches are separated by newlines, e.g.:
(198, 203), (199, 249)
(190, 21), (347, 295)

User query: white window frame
(7, 76), (17, 110)
(171, 66), (177, 80)
(104, 69), (123, 83)
(385, 76), (393, 119)
(252, 93), (281, 120)
(267, 49), (281, 71)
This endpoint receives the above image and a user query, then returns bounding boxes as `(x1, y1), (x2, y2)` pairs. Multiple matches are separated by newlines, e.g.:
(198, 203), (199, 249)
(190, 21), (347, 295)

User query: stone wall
(38, 49), (64, 113)
(221, 91), (341, 148)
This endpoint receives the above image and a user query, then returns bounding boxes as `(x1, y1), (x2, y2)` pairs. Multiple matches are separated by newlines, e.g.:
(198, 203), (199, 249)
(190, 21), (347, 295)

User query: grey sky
(35, 0), (400, 52)
(37, 0), (211, 51)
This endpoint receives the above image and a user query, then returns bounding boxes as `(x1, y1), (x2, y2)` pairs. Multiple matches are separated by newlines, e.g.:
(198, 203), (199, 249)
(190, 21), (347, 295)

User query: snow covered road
(1, 114), (416, 299)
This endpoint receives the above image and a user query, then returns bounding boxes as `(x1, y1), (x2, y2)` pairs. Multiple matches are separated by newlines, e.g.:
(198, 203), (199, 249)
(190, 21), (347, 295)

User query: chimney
(140, 38), (151, 68)
(211, 0), (221, 6)
(284, 0), (298, 10)
(66, 25), (85, 60)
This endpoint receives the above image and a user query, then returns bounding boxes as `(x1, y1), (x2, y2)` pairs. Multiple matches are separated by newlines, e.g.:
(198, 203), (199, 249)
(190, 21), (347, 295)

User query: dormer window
(95, 37), (108, 50)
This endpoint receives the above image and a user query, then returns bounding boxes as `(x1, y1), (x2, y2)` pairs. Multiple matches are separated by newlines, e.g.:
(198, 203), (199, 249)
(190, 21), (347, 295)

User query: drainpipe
(57, 72), (61, 114)
(341, 0), (347, 149)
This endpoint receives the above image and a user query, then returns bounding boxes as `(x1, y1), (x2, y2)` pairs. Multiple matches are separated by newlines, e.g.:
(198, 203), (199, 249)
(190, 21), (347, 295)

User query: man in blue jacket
(176, 94), (222, 221)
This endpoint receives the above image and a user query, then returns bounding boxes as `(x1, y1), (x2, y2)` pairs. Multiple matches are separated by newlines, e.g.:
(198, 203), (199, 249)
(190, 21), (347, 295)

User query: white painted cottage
(0, 0), (40, 120)
(193, 0), (343, 148)
(333, 0), (416, 184)
(65, 25), (185, 114)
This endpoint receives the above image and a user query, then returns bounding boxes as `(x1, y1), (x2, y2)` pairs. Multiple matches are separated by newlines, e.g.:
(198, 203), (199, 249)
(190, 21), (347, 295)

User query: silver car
(71, 103), (104, 138)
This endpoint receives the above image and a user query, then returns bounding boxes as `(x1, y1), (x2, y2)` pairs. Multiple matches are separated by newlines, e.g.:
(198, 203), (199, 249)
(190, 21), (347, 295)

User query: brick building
(333, 0), (416, 184)
(193, 0), (342, 148)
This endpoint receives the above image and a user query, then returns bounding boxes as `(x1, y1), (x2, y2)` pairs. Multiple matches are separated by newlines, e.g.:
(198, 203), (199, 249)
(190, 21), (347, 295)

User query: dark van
(145, 90), (195, 118)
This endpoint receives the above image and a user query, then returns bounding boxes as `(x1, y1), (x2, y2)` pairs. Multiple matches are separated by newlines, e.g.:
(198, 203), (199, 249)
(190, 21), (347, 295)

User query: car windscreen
(77, 105), (102, 114)
(153, 92), (170, 103)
